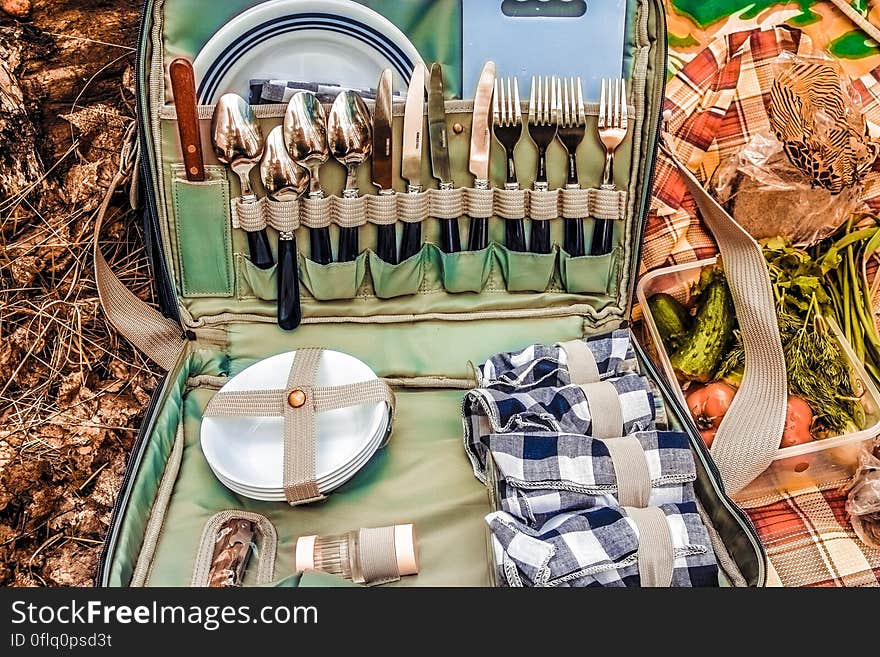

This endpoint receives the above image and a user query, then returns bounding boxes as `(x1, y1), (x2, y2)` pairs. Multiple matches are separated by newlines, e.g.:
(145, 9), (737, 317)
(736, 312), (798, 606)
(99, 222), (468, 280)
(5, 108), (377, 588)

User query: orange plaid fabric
(744, 487), (880, 587)
(646, 25), (880, 273)
(653, 25), (880, 587)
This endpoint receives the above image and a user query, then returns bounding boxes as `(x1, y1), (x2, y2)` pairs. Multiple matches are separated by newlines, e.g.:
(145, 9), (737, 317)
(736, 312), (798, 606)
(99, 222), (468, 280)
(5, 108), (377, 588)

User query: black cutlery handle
(591, 219), (615, 256)
(529, 221), (551, 254)
(248, 229), (275, 269)
(400, 222), (422, 261)
(439, 218), (461, 254)
(564, 218), (586, 257)
(506, 219), (527, 252)
(468, 217), (488, 252)
(277, 235), (302, 331)
(376, 224), (398, 264)
(310, 227), (333, 265)
(337, 227), (359, 263)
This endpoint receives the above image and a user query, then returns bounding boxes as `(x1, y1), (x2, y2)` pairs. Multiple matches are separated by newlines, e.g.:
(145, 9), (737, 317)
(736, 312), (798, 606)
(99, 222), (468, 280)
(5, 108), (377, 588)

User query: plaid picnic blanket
(652, 21), (880, 587)
(488, 502), (718, 587)
(743, 486), (880, 587)
(472, 430), (697, 526)
(646, 26), (880, 273)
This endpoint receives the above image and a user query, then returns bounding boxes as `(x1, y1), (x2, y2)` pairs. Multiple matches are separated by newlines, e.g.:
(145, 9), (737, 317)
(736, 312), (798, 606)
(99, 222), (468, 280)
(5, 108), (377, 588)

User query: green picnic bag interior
(97, 0), (767, 587)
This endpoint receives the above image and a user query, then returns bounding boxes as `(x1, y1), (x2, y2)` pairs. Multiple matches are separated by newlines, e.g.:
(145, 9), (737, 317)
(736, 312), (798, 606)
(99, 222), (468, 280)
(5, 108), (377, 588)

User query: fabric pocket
(438, 245), (494, 294)
(368, 246), (425, 299)
(559, 248), (620, 295)
(236, 255), (277, 300)
(495, 244), (558, 292)
(299, 252), (367, 300)
(171, 166), (234, 297)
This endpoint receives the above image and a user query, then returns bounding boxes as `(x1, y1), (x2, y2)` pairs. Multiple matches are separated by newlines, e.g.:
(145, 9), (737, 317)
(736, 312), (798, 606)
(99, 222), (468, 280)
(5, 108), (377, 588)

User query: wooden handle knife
(169, 58), (206, 182)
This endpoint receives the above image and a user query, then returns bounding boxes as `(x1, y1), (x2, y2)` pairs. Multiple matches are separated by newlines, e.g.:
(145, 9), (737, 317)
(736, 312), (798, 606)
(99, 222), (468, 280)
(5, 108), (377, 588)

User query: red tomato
(780, 396), (814, 448)
(686, 383), (738, 449)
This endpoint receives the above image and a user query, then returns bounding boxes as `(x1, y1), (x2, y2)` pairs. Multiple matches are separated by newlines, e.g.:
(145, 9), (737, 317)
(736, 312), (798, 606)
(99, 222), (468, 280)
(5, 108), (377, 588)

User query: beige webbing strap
(366, 194), (397, 226)
(231, 197), (267, 231)
(429, 188), (465, 219)
(284, 348), (324, 504)
(203, 349), (395, 506)
(603, 435), (652, 508)
(590, 187), (627, 221)
(528, 189), (560, 221)
(624, 506), (675, 587)
(557, 339), (601, 384)
(663, 143), (788, 495)
(93, 125), (187, 372)
(578, 381), (624, 438)
(357, 526), (401, 586)
(398, 191), (429, 224)
(560, 187), (590, 219)
(333, 196), (368, 229)
(265, 198), (300, 233)
(301, 195), (333, 229)
(495, 188), (528, 219)
(464, 187), (494, 218)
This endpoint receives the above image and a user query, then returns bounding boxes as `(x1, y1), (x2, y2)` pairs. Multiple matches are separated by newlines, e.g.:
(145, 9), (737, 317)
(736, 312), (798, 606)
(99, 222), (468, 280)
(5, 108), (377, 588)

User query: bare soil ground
(0, 1), (158, 586)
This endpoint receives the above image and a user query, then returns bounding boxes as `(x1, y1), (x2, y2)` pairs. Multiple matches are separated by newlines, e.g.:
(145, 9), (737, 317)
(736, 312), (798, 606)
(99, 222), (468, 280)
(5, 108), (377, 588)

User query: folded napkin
(488, 502), (718, 587)
(464, 373), (660, 443)
(468, 430), (697, 525)
(477, 329), (637, 392)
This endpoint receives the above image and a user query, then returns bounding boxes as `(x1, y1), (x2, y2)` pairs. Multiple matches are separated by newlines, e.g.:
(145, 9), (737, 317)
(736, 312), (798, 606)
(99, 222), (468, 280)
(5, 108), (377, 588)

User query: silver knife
(467, 61), (496, 251)
(469, 61), (496, 190)
(428, 63), (453, 191)
(399, 62), (428, 260)
(372, 68), (397, 263)
(402, 63), (427, 194)
(427, 63), (461, 252)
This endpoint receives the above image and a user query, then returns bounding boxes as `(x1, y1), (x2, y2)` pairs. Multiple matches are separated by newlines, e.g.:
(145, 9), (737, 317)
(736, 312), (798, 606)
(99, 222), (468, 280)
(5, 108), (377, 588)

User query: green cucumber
(669, 271), (735, 383)
(648, 293), (691, 351)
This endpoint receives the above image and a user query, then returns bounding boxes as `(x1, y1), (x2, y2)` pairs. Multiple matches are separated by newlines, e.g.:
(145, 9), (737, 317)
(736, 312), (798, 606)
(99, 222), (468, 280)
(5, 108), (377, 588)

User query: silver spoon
(284, 91), (333, 265)
(327, 91), (372, 262)
(211, 93), (273, 269)
(260, 126), (309, 331)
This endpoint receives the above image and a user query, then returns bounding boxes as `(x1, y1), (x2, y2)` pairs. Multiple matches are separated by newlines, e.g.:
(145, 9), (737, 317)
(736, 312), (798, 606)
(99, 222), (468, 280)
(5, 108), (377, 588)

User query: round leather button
(288, 389), (307, 408)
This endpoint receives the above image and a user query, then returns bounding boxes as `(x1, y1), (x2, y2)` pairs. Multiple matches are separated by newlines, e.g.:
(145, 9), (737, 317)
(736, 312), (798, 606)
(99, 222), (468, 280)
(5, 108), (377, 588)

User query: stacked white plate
(201, 350), (389, 501)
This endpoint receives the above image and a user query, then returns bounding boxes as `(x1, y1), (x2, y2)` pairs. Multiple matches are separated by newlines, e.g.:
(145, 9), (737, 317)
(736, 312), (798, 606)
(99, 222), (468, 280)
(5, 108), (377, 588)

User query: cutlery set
(177, 57), (630, 332)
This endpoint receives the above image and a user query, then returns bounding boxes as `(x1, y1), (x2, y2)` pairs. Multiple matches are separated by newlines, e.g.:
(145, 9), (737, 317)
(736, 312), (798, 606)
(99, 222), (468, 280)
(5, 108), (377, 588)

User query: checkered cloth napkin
(488, 502), (718, 587)
(469, 430), (697, 526)
(476, 330), (637, 392)
(464, 373), (659, 440)
(646, 26), (880, 274)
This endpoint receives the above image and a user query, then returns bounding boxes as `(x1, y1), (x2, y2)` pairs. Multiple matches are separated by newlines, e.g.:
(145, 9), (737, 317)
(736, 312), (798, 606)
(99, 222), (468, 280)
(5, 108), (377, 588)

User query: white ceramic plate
(201, 350), (388, 490)
(193, 0), (422, 104)
(207, 424), (385, 494)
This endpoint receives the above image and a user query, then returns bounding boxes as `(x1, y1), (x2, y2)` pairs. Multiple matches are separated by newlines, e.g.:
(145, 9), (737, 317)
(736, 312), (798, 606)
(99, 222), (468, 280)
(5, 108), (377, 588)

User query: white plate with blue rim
(192, 0), (423, 104)
(201, 349), (389, 497)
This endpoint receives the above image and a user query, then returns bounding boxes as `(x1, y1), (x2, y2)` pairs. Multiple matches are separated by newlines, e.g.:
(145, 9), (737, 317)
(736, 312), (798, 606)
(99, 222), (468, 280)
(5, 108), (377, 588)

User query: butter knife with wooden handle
(169, 58), (206, 182)
(467, 61), (496, 251)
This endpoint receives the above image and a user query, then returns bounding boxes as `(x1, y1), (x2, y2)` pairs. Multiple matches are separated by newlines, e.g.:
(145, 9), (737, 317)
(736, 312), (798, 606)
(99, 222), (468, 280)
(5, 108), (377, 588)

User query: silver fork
(493, 77), (527, 252)
(557, 76), (587, 256)
(527, 75), (559, 254)
(592, 77), (629, 256)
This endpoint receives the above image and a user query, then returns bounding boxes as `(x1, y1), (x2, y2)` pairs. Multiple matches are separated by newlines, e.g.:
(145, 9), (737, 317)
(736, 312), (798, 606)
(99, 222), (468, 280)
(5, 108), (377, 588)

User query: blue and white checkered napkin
(467, 430), (697, 525)
(488, 502), (719, 587)
(464, 372), (659, 439)
(477, 329), (637, 392)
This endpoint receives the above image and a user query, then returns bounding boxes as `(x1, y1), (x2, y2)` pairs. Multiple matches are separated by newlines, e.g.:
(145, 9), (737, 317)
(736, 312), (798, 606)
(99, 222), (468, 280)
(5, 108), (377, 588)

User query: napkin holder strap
(204, 348), (396, 506)
(556, 339), (601, 384)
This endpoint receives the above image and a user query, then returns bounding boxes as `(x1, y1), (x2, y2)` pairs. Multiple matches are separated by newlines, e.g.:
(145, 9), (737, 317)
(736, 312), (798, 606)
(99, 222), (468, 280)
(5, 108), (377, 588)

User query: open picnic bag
(94, 0), (775, 588)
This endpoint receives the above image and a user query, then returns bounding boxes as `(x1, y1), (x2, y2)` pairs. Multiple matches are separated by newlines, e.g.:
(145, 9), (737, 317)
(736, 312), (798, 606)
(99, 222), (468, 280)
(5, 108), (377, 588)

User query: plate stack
(201, 350), (390, 501)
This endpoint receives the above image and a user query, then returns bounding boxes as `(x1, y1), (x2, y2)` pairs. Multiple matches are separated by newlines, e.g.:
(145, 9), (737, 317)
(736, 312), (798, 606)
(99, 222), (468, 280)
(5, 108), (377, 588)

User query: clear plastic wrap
(710, 52), (878, 246)
(846, 442), (880, 549)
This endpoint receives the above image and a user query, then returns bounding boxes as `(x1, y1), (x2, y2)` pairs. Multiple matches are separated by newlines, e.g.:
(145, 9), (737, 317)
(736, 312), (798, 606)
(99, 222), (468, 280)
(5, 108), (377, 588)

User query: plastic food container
(636, 258), (880, 504)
